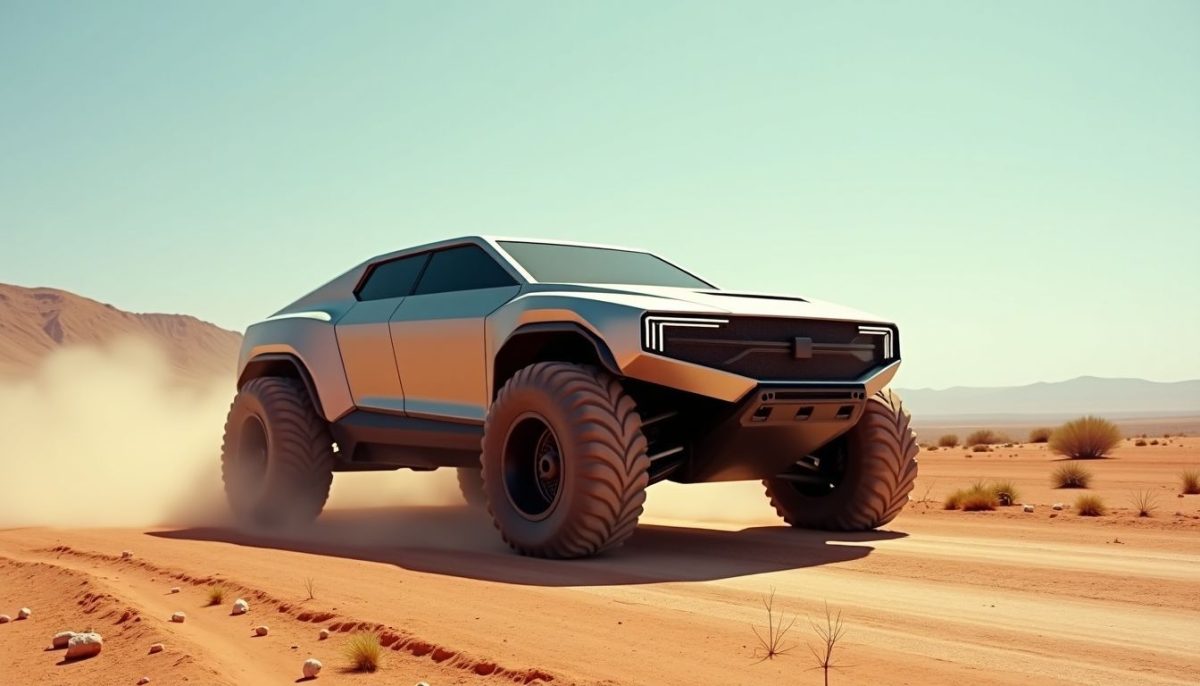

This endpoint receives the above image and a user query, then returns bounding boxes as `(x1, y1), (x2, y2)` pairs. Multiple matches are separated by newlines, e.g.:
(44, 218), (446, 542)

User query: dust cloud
(0, 338), (461, 528)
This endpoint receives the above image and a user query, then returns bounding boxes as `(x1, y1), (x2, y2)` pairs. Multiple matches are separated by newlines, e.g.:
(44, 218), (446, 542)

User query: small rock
(65, 632), (104, 660)
(254, 625), (269, 637)
(291, 644), (299, 650)
(1050, 513), (1059, 518)
(1052, 503), (1064, 511)
(1022, 504), (1035, 513)
(318, 629), (330, 640)
(52, 631), (76, 649)
(169, 587), (181, 594)
(138, 678), (151, 685)
(231, 598), (249, 616)
(17, 607), (31, 620)
(170, 612), (186, 623)
(415, 682), (430, 686)
(0, 615), (10, 624)
(149, 643), (164, 654)
(121, 551), (133, 559)
(302, 657), (323, 678)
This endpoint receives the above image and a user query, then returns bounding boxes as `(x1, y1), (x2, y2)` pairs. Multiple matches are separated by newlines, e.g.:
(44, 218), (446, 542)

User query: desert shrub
(1075, 494), (1106, 516)
(943, 490), (964, 510)
(927, 445), (939, 451)
(971, 444), (991, 453)
(945, 483), (998, 511)
(965, 429), (1005, 446)
(1134, 439), (1147, 447)
(1130, 490), (1157, 517)
(344, 630), (383, 673)
(1049, 416), (1121, 459)
(1028, 427), (1053, 443)
(1150, 439), (1160, 446)
(206, 584), (228, 606)
(1051, 463), (1092, 489)
(988, 480), (1020, 506)
(938, 434), (959, 448)
(1181, 469), (1200, 495)
(960, 489), (998, 511)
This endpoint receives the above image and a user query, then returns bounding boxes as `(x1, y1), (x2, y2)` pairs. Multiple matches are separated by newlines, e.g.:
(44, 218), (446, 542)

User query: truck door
(334, 252), (429, 414)
(388, 244), (521, 423)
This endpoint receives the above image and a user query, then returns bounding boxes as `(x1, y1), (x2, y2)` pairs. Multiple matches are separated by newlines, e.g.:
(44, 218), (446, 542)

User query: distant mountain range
(898, 377), (1200, 419)
(0, 283), (242, 382)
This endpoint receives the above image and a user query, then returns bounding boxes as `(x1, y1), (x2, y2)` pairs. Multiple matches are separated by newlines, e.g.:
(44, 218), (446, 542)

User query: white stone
(170, 612), (186, 623)
(318, 628), (330, 640)
(52, 631), (76, 649)
(137, 678), (151, 685)
(149, 643), (164, 654)
(254, 625), (269, 636)
(65, 632), (104, 660)
(1023, 504), (1035, 513)
(302, 658), (323, 678)
(17, 607), (31, 620)
(231, 598), (249, 616)
(1052, 503), (1064, 511)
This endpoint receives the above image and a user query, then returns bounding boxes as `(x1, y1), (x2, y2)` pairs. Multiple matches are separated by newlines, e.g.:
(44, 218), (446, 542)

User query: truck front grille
(644, 316), (897, 382)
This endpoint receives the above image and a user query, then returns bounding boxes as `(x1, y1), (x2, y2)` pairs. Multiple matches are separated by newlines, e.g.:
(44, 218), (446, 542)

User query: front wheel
(763, 389), (918, 531)
(481, 362), (650, 558)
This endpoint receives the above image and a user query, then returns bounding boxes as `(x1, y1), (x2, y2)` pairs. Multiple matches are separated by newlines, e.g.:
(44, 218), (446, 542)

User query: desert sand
(2, 437), (1197, 685)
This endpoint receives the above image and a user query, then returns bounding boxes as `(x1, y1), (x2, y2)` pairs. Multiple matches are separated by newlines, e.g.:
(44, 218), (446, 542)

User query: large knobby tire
(482, 362), (649, 558)
(456, 468), (486, 507)
(220, 377), (334, 528)
(763, 389), (918, 530)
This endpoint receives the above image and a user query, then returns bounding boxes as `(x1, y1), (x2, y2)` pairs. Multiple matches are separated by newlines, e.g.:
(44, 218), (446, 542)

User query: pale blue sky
(2, 1), (1197, 389)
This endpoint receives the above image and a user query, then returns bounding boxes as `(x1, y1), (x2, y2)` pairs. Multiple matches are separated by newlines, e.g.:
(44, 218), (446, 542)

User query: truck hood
(540, 284), (891, 325)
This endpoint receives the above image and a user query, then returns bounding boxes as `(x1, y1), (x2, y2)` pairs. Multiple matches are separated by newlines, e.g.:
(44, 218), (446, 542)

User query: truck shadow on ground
(151, 506), (905, 586)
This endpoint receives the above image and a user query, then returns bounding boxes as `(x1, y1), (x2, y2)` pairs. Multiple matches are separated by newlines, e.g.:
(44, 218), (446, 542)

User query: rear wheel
(763, 389), (918, 530)
(482, 362), (650, 558)
(220, 377), (334, 527)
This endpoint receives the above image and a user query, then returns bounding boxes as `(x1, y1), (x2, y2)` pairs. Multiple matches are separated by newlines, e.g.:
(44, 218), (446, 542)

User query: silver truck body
(237, 236), (901, 483)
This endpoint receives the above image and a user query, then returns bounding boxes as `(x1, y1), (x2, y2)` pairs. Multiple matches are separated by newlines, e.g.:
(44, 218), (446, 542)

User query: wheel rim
(503, 414), (565, 520)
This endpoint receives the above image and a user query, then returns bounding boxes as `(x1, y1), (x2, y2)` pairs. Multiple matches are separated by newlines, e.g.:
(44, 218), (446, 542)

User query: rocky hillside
(0, 283), (241, 382)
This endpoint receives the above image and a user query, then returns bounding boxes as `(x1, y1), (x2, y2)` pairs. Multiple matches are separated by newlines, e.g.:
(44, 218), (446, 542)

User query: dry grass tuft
(304, 577), (315, 601)
(1050, 416), (1121, 459)
(808, 602), (847, 686)
(1028, 427), (1052, 443)
(937, 434), (959, 448)
(1134, 439), (1148, 447)
(1051, 463), (1092, 489)
(206, 584), (228, 607)
(1075, 494), (1106, 516)
(1181, 469), (1200, 495)
(344, 630), (383, 673)
(1130, 490), (1157, 517)
(988, 480), (1020, 506)
(971, 444), (992, 453)
(751, 588), (797, 661)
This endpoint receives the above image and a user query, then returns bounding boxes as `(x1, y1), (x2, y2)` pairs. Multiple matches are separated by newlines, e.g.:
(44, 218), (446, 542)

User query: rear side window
(412, 245), (517, 295)
(357, 253), (428, 300)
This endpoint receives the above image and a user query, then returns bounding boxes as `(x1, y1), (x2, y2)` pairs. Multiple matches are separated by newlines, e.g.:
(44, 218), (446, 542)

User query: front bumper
(668, 361), (899, 483)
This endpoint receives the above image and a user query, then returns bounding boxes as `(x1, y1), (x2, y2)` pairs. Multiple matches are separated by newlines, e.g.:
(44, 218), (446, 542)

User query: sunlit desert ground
(2, 436), (1197, 685)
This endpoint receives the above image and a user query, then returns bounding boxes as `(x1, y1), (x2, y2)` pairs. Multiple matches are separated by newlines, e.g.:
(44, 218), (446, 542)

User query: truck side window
(356, 253), (429, 300)
(412, 245), (517, 295)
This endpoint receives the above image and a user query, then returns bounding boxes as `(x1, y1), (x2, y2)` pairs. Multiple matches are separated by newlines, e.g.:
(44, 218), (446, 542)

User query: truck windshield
(497, 241), (712, 288)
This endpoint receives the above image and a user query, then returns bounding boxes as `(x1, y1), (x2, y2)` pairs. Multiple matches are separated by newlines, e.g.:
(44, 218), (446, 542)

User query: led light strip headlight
(857, 325), (894, 360)
(643, 315), (729, 353)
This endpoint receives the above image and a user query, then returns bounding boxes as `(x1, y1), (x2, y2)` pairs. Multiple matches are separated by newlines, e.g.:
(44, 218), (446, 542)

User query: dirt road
(3, 437), (1199, 684)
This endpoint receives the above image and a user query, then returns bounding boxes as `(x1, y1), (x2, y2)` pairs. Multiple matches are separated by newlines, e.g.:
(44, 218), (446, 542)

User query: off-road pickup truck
(222, 236), (917, 558)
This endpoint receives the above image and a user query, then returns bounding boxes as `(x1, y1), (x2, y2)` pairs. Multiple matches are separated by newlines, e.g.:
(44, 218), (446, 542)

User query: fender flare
(237, 353), (326, 418)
